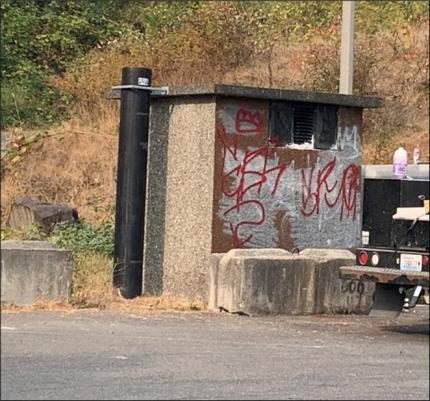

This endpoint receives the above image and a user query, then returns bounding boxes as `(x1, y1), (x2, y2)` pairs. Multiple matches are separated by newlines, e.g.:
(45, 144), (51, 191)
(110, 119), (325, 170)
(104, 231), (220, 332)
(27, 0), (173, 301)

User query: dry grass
(1, 296), (206, 314)
(107, 295), (206, 313)
(1, 122), (118, 224)
(1, 294), (206, 314)
(1, 21), (428, 227)
(70, 252), (115, 308)
(69, 252), (206, 311)
(1, 300), (75, 313)
(363, 126), (429, 165)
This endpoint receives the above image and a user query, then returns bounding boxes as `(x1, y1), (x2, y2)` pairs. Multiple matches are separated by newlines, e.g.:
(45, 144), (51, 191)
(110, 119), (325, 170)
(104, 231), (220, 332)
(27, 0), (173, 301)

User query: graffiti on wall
(300, 157), (360, 221)
(235, 108), (265, 134)
(215, 101), (362, 250)
(217, 105), (287, 247)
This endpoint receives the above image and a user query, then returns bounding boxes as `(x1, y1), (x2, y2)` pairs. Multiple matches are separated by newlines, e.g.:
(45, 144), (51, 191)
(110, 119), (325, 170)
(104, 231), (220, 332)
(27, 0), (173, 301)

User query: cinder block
(1, 241), (73, 304)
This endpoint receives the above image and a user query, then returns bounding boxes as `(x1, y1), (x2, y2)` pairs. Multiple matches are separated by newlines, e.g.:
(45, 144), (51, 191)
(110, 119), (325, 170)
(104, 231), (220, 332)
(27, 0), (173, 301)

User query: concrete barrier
(209, 248), (374, 315)
(1, 241), (73, 304)
(301, 249), (375, 314)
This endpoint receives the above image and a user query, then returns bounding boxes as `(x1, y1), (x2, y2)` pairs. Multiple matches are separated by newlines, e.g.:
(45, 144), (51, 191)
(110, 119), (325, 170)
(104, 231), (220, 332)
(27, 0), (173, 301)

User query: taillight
(358, 251), (369, 265)
(370, 252), (380, 266)
(422, 255), (429, 267)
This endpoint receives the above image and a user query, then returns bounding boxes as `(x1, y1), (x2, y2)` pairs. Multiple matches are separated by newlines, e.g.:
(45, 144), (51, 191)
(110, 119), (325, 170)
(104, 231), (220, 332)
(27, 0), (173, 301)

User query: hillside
(1, 1), (429, 225)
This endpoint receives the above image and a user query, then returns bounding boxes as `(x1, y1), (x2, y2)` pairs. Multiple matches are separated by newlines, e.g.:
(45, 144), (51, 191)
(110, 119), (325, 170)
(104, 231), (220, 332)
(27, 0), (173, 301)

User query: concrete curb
(1, 241), (73, 304)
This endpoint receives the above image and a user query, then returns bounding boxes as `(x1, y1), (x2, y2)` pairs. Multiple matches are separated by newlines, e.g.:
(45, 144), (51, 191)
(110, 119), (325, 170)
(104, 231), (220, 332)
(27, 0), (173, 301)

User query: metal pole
(339, 1), (355, 95)
(113, 66), (152, 299)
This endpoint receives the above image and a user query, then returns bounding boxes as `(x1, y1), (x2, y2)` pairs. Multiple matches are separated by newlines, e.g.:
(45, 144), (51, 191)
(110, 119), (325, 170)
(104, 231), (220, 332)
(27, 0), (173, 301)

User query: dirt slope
(1, 24), (428, 224)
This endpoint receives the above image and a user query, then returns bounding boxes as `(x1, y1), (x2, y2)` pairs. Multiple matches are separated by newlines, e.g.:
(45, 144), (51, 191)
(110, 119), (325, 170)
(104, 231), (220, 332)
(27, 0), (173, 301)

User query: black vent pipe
(113, 66), (152, 299)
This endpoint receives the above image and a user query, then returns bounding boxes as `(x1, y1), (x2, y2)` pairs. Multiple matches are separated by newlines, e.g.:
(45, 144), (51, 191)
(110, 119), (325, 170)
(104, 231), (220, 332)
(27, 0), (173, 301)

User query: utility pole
(339, 1), (355, 95)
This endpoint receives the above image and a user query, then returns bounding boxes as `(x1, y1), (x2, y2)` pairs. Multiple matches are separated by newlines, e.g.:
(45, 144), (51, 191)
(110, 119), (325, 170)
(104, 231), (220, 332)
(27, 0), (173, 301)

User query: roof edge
(107, 83), (383, 108)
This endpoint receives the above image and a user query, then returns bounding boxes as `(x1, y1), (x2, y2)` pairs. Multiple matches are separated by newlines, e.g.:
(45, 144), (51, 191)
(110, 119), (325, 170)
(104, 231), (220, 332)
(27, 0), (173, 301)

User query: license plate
(400, 254), (422, 272)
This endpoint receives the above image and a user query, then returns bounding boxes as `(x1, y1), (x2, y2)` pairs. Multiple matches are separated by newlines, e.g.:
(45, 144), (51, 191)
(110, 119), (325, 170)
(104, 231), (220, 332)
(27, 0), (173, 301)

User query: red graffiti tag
(235, 108), (264, 134)
(300, 157), (360, 220)
(224, 200), (265, 248)
(218, 108), (286, 247)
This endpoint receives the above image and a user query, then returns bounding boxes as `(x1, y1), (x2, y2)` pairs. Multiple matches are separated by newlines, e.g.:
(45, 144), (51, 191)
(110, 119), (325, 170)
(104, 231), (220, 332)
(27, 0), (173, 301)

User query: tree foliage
(1, 0), (428, 128)
(1, 0), (122, 127)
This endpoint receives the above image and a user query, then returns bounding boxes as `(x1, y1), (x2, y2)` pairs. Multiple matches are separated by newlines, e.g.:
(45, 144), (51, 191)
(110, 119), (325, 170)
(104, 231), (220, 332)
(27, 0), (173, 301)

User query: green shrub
(0, 0), (122, 128)
(50, 219), (114, 257)
(1, 74), (69, 128)
(1, 219), (114, 257)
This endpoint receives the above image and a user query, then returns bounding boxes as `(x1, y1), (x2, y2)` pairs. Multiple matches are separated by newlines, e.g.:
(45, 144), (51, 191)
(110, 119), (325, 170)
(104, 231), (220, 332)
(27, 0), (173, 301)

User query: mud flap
(369, 283), (405, 317)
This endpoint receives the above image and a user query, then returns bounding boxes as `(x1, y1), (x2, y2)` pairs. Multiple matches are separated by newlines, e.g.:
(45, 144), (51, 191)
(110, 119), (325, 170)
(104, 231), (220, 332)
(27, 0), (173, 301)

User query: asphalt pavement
(1, 306), (429, 400)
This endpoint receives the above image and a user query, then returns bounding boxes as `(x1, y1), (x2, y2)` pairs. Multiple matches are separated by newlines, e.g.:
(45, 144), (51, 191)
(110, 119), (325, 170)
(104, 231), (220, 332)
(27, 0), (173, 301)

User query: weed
(70, 252), (114, 308)
(51, 219), (114, 257)
(1, 224), (49, 241)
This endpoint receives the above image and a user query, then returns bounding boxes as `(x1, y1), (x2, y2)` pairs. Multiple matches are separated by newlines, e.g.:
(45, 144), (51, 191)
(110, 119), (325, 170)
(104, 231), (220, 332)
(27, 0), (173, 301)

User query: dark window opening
(269, 101), (338, 149)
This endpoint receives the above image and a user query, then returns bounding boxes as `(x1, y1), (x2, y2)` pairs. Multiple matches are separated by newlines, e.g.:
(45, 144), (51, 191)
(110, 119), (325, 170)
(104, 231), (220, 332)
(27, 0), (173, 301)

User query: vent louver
(292, 104), (315, 144)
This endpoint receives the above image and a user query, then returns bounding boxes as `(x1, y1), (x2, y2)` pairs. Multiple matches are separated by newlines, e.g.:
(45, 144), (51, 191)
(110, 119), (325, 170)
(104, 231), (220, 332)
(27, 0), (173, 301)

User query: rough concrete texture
(144, 96), (216, 300)
(208, 249), (293, 311)
(210, 248), (374, 315)
(300, 249), (375, 314)
(1, 241), (73, 304)
(143, 98), (171, 295)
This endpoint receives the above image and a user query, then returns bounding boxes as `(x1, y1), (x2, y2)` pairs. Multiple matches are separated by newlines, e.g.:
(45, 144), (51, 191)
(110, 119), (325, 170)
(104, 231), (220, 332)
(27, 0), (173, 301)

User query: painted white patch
(286, 137), (315, 150)
(337, 125), (361, 158)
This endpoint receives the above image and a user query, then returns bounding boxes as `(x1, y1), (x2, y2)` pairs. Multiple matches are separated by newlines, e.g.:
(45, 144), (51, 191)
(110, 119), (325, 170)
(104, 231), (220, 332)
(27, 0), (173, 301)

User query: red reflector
(422, 255), (429, 266)
(358, 251), (369, 265)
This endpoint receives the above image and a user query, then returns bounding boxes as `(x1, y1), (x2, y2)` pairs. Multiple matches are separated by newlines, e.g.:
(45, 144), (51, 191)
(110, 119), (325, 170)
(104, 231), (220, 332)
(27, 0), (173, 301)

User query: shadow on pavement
(382, 321), (429, 336)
